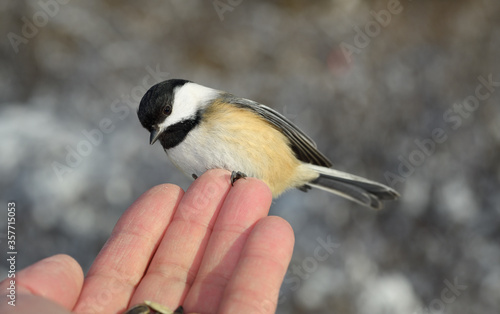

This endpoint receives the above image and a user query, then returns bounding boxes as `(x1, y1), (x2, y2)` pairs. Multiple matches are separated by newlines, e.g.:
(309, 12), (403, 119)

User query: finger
(0, 254), (83, 310)
(74, 184), (184, 314)
(129, 169), (232, 309)
(218, 216), (294, 314)
(183, 177), (272, 312)
(0, 294), (71, 314)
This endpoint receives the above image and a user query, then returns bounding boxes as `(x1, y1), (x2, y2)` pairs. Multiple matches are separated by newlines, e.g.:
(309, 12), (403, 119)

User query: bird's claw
(230, 171), (247, 186)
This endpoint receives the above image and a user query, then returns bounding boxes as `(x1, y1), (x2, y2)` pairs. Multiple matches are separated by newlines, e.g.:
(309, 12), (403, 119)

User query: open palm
(1, 170), (294, 314)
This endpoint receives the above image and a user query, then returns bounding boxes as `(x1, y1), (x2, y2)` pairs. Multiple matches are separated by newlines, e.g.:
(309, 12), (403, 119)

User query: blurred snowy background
(1, 0), (500, 313)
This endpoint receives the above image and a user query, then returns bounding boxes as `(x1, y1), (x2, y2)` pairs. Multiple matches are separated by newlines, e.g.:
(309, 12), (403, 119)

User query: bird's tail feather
(306, 165), (399, 209)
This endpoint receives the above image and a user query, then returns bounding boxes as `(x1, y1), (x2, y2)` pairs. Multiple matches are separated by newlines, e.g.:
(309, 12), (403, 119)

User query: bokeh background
(1, 0), (500, 313)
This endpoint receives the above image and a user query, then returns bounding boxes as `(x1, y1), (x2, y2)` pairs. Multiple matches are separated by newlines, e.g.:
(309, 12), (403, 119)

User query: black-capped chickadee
(138, 79), (399, 209)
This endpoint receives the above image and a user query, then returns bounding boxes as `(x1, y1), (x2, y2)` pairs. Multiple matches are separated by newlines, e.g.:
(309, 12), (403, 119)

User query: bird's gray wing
(222, 94), (332, 167)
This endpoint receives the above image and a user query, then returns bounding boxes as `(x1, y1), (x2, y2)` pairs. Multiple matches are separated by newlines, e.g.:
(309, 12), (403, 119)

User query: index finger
(129, 169), (233, 309)
(74, 184), (184, 314)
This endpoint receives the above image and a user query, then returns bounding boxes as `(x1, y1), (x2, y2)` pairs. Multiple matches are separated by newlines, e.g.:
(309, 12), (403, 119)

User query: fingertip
(199, 168), (232, 188)
(182, 169), (234, 211)
(231, 176), (273, 207)
(244, 176), (273, 200)
(52, 254), (84, 287)
(192, 169), (273, 204)
(16, 254), (84, 310)
(186, 170), (273, 214)
(246, 216), (295, 277)
(1, 294), (71, 314)
(145, 183), (184, 198)
(253, 216), (295, 256)
(257, 216), (294, 237)
(130, 183), (184, 216)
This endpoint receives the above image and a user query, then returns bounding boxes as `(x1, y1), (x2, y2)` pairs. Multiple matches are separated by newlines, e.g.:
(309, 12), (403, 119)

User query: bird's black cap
(137, 79), (190, 132)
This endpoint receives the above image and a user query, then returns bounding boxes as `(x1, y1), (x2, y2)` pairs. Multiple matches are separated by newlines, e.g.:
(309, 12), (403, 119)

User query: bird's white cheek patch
(157, 119), (172, 133)
(164, 83), (219, 129)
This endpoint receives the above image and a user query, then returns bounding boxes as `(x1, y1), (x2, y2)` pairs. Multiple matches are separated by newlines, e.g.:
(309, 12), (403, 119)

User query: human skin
(0, 169), (294, 314)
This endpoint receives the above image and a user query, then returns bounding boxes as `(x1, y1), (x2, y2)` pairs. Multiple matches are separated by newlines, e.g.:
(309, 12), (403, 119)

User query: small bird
(138, 79), (399, 209)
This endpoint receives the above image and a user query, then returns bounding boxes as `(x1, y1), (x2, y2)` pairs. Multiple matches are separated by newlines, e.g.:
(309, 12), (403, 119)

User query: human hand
(0, 169), (294, 313)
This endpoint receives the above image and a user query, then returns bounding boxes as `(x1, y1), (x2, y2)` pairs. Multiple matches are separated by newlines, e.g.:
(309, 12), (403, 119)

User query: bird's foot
(230, 171), (247, 186)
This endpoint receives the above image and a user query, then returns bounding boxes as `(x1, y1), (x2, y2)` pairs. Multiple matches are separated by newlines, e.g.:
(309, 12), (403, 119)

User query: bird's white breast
(165, 124), (256, 179)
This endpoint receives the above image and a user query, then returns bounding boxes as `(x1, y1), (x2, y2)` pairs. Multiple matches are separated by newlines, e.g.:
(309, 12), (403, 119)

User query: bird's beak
(149, 128), (161, 145)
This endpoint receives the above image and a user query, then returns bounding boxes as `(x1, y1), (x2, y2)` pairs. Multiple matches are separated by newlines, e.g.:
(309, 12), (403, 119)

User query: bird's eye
(162, 105), (172, 116)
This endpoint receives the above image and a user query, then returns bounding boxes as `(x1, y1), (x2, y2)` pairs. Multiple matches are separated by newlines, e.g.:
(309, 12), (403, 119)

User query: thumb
(1, 254), (84, 312)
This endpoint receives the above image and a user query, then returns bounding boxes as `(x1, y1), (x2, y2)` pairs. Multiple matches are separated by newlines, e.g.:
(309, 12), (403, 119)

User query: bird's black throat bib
(158, 113), (202, 150)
